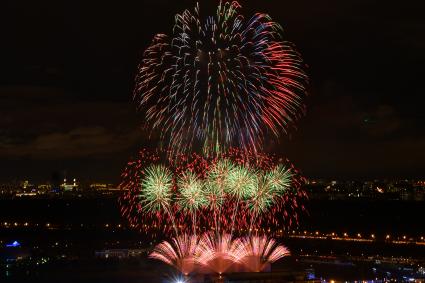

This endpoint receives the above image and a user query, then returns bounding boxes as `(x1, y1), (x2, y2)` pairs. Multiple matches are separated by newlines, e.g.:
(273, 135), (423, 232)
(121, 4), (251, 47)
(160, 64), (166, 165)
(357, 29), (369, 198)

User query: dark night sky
(1, 0), (424, 182)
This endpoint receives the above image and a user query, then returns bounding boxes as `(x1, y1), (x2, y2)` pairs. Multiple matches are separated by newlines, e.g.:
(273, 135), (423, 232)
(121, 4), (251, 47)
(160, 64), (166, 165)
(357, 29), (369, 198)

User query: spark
(140, 164), (173, 213)
(134, 1), (308, 156)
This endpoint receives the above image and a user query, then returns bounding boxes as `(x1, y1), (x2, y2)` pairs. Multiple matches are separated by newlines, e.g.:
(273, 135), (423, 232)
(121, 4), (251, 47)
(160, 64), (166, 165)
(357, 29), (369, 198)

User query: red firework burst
(119, 148), (307, 236)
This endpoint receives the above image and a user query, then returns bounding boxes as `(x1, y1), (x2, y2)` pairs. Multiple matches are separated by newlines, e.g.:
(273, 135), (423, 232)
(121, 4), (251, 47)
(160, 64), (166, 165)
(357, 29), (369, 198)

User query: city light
(2, 221), (425, 244)
(6, 241), (20, 248)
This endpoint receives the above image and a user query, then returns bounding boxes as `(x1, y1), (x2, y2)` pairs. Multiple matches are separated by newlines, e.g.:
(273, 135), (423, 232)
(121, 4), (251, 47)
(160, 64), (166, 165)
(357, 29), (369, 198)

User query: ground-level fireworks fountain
(150, 233), (290, 275)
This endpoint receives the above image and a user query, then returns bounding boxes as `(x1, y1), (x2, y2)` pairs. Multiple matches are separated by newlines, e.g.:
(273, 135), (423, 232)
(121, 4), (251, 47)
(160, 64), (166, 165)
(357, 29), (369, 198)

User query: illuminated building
(61, 178), (78, 191)
(90, 183), (119, 191)
(94, 249), (146, 259)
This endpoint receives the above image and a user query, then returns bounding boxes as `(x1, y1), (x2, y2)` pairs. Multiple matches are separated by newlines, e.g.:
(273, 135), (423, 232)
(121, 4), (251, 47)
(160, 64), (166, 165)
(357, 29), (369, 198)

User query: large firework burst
(134, 1), (308, 156)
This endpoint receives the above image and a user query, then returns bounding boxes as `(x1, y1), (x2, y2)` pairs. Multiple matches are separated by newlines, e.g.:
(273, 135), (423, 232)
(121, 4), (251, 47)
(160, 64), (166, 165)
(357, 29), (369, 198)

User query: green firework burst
(140, 164), (174, 213)
(177, 170), (208, 212)
(226, 165), (257, 199)
(268, 165), (293, 194)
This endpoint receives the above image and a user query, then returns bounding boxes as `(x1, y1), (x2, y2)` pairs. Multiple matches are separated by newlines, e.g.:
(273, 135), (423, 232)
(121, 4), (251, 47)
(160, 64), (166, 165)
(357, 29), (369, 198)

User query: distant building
(37, 184), (51, 194)
(94, 249), (146, 259)
(61, 178), (78, 191)
(90, 183), (119, 192)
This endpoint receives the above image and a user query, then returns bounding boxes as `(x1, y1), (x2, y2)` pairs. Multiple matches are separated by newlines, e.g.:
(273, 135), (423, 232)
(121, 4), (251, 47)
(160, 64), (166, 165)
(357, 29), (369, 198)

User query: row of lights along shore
(1, 221), (424, 243)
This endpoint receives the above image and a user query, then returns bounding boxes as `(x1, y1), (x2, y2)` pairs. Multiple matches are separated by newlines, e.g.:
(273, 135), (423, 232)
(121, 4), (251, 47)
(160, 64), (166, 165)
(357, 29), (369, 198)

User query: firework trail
(134, 1), (308, 156)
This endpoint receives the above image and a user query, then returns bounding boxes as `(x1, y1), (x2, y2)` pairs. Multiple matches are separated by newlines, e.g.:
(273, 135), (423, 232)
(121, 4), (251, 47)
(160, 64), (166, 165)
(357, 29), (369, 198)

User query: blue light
(6, 241), (21, 248)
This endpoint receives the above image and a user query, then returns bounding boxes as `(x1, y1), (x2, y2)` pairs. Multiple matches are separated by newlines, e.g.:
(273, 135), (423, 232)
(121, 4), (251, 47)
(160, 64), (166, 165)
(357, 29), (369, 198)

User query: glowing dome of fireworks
(150, 234), (199, 276)
(133, 1), (308, 156)
(149, 233), (290, 275)
(196, 233), (240, 274)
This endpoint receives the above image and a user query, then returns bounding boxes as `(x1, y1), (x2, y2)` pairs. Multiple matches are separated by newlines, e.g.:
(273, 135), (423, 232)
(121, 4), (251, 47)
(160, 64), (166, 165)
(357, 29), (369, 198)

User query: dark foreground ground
(0, 198), (424, 282)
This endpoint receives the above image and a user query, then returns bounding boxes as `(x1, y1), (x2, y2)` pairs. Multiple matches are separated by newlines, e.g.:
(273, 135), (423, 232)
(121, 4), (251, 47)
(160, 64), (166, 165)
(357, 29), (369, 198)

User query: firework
(196, 233), (240, 274)
(134, 1), (308, 156)
(140, 164), (173, 213)
(235, 235), (290, 272)
(247, 165), (293, 230)
(150, 234), (199, 275)
(177, 170), (208, 213)
(205, 159), (235, 198)
(248, 174), (276, 216)
(124, 1), (309, 277)
(119, 148), (307, 236)
(149, 233), (290, 275)
(226, 164), (257, 200)
(268, 165), (294, 194)
(177, 170), (208, 234)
